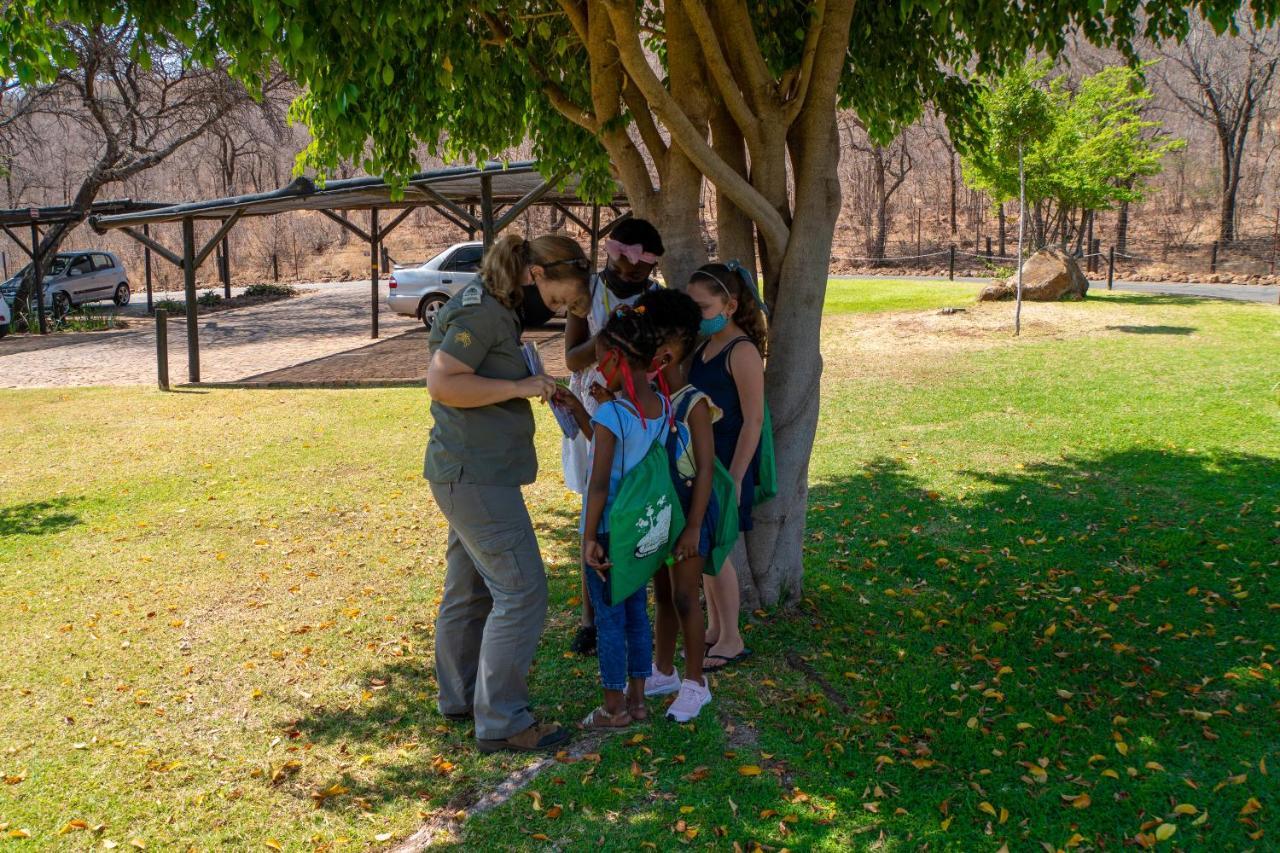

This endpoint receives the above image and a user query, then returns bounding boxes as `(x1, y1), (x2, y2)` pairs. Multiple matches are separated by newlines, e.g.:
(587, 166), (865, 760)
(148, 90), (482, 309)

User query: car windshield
(1, 255), (76, 288)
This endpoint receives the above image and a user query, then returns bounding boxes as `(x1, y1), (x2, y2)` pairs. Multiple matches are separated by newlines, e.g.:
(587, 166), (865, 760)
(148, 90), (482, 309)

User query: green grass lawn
(0, 280), (1276, 850)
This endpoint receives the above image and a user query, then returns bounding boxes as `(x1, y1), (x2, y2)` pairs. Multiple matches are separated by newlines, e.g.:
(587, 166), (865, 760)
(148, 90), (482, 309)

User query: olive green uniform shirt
(423, 284), (538, 485)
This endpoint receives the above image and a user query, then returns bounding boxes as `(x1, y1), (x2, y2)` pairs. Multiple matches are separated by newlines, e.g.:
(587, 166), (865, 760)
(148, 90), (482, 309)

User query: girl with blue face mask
(686, 262), (768, 673)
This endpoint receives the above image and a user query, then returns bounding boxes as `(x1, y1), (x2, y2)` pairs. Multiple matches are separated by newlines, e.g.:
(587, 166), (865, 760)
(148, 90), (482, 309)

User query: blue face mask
(700, 314), (728, 336)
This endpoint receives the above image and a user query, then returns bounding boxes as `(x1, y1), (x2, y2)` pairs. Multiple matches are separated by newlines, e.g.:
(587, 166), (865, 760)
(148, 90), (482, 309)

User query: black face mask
(518, 283), (554, 329)
(602, 264), (647, 300)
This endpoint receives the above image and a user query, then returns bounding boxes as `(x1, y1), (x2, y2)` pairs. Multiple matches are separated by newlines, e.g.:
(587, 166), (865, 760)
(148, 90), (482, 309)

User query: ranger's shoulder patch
(460, 284), (483, 307)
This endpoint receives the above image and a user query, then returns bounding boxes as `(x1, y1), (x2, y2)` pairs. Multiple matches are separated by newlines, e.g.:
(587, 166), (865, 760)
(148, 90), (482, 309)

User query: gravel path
(0, 281), (416, 389)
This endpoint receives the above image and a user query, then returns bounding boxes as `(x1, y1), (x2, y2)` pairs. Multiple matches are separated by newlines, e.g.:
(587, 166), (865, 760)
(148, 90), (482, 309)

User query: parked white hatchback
(0, 250), (131, 318)
(385, 241), (483, 329)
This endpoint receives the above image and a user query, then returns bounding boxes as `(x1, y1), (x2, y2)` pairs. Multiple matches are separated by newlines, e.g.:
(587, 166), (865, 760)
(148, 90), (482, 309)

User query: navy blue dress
(689, 336), (760, 532)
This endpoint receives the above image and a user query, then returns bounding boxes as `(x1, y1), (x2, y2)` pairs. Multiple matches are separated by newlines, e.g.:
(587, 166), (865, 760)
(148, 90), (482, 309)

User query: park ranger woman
(424, 233), (590, 753)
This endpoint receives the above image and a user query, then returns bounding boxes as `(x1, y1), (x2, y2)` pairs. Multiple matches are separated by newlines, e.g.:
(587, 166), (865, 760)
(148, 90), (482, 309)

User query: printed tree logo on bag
(633, 495), (673, 558)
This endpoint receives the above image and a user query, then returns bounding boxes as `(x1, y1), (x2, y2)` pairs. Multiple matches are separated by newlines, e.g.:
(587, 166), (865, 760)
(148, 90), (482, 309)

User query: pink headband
(605, 238), (660, 266)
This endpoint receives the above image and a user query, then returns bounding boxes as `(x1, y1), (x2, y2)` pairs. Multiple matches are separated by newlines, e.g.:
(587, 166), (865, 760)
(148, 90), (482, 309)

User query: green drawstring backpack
(754, 402), (778, 505)
(605, 401), (685, 606)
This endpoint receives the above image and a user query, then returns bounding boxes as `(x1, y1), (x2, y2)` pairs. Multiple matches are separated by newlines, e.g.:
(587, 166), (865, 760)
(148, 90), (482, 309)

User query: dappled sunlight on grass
(0, 285), (1274, 849)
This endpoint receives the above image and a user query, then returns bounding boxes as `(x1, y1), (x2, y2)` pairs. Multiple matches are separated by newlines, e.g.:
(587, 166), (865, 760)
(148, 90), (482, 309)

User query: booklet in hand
(522, 342), (579, 439)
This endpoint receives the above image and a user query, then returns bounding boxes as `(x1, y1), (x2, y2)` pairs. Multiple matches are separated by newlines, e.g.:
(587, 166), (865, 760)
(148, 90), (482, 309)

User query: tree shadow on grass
(1105, 324), (1197, 335)
(756, 446), (1278, 848)
(274, 446), (1279, 848)
(0, 497), (82, 537)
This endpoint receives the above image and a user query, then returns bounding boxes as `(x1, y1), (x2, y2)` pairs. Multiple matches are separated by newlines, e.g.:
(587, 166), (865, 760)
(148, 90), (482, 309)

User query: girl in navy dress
(687, 262), (767, 672)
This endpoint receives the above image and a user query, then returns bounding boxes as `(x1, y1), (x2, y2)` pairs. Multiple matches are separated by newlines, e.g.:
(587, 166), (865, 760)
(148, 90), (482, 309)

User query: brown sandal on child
(628, 700), (648, 722)
(580, 706), (632, 730)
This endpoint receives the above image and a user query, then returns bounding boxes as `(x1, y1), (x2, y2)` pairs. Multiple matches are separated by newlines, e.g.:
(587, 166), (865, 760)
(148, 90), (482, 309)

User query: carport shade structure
(90, 161), (630, 386)
(0, 199), (168, 335)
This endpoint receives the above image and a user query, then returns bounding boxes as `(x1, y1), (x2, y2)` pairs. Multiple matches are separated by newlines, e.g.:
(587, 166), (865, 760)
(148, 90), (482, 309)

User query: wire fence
(833, 235), (1279, 285)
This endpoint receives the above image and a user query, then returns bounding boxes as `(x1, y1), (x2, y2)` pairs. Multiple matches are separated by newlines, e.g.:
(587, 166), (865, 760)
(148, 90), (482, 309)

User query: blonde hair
(480, 233), (590, 312)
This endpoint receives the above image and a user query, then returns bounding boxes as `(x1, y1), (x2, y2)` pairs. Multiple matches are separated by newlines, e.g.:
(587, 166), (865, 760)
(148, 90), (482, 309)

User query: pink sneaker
(666, 678), (712, 722)
(644, 664), (681, 697)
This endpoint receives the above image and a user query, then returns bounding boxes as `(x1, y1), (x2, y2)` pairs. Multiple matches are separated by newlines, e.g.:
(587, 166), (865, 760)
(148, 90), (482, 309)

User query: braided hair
(637, 288), (700, 359)
(599, 304), (663, 369)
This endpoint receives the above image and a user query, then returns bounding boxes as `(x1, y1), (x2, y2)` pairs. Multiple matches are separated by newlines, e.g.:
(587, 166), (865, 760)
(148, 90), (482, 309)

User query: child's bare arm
(727, 343), (765, 491)
(685, 398), (715, 530)
(582, 425), (616, 573)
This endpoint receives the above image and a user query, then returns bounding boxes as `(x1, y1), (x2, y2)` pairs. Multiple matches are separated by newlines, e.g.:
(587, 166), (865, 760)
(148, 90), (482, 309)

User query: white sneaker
(644, 664), (681, 697)
(666, 678), (712, 722)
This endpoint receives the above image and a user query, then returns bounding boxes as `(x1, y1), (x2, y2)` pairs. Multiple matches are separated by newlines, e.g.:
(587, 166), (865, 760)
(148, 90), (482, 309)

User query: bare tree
(4, 23), (276, 321)
(842, 116), (915, 261)
(1156, 16), (1280, 242)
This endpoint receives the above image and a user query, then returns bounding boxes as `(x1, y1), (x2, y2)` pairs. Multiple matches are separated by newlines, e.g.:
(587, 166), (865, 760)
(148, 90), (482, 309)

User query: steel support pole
(370, 207), (380, 339)
(182, 217), (199, 383)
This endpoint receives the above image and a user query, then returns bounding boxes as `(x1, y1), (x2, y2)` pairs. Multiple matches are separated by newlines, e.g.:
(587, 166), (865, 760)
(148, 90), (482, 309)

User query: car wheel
(419, 295), (447, 330)
(113, 283), (131, 306)
(52, 291), (71, 319)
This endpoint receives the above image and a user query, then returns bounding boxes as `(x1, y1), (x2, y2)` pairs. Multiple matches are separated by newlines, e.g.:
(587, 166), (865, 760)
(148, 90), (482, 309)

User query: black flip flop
(703, 648), (753, 672)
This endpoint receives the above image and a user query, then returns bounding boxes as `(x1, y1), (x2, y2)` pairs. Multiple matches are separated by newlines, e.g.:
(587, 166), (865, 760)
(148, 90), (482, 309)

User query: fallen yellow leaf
(1173, 804), (1197, 815)
(978, 801), (997, 816)
(738, 765), (762, 776)
(263, 840), (283, 851)
(1062, 793), (1091, 809)
(1155, 824), (1176, 841)
(1240, 797), (1261, 816)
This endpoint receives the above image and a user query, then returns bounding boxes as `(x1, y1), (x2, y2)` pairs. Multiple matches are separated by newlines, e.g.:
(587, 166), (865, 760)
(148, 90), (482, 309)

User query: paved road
(0, 281), (417, 389)
(832, 273), (1278, 304)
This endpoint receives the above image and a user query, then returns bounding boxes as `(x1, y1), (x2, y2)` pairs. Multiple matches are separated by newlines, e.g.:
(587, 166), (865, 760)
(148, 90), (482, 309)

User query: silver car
(0, 250), (131, 316)
(386, 241), (483, 329)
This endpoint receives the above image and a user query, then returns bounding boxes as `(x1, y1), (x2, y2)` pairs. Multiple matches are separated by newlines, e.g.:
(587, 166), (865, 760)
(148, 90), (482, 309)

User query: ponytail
(479, 233), (590, 312)
(479, 234), (529, 310)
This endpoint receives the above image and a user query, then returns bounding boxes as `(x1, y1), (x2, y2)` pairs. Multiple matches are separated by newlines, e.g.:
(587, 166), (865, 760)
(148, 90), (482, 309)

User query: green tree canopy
(963, 61), (1185, 246)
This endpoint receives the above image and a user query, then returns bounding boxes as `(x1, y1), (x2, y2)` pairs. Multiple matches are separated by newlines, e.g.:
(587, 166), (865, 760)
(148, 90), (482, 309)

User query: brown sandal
(580, 706), (632, 730)
(628, 700), (648, 722)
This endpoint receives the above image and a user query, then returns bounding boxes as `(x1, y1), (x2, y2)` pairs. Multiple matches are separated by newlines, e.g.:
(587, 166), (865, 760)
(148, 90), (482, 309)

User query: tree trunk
(740, 109), (842, 610)
(1116, 195), (1131, 255)
(948, 149), (958, 236)
(1217, 127), (1238, 243)
(871, 148), (888, 260)
(710, 105), (756, 278)
(997, 202), (1007, 256)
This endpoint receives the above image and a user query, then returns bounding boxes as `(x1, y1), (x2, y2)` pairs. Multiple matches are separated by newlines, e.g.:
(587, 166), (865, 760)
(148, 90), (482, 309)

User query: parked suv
(386, 241), (483, 329)
(0, 250), (131, 317)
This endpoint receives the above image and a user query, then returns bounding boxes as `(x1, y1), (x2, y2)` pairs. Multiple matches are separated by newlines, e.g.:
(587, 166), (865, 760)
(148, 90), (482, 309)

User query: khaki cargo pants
(429, 482), (548, 741)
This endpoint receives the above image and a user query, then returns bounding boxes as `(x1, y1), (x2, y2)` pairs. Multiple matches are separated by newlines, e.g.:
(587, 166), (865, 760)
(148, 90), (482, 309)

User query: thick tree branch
(710, 0), (774, 109)
(679, 0), (761, 149)
(603, 0), (788, 252)
(783, 0), (827, 125)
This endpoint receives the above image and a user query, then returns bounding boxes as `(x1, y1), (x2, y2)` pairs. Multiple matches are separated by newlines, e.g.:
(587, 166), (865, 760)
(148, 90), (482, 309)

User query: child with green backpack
(636, 288), (730, 722)
(555, 305), (678, 729)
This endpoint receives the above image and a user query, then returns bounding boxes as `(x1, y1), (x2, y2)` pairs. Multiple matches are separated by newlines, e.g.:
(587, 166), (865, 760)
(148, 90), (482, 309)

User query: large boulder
(980, 247), (1090, 302)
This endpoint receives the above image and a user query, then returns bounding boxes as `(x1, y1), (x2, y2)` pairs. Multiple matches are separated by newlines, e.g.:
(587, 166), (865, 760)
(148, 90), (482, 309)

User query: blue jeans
(584, 534), (652, 691)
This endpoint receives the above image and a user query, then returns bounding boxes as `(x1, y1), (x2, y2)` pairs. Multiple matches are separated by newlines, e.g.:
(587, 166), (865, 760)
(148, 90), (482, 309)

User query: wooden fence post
(948, 244), (955, 280)
(155, 309), (169, 391)
(1107, 246), (1115, 291)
